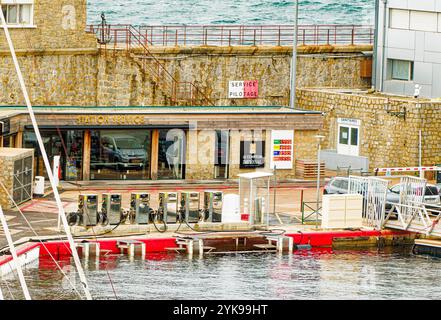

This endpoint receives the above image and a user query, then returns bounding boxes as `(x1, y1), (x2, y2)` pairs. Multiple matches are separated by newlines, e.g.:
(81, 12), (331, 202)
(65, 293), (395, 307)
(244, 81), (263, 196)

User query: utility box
(158, 192), (178, 224)
(102, 193), (123, 225)
(0, 148), (34, 209)
(238, 172), (273, 225)
(203, 191), (223, 223)
(131, 192), (152, 225)
(321, 194), (363, 229)
(180, 192), (200, 223)
(78, 194), (98, 227)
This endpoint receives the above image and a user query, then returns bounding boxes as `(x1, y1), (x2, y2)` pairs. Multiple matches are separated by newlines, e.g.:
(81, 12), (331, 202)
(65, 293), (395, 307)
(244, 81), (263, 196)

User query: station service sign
(228, 80), (259, 99)
(240, 140), (265, 169)
(270, 130), (294, 170)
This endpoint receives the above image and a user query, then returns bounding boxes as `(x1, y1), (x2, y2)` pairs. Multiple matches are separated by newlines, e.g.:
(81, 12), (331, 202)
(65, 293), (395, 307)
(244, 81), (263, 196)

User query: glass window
(24, 130), (83, 181)
(7, 5), (18, 24)
(2, 4), (33, 25)
(158, 129), (186, 180)
(214, 130), (229, 179)
(350, 128), (359, 146)
(90, 130), (151, 180)
(19, 4), (31, 24)
(339, 127), (349, 145)
(390, 59), (413, 81)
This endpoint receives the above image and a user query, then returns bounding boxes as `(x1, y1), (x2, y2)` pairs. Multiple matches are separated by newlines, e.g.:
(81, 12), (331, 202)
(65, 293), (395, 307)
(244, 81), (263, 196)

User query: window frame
(389, 59), (414, 82)
(0, 1), (35, 28)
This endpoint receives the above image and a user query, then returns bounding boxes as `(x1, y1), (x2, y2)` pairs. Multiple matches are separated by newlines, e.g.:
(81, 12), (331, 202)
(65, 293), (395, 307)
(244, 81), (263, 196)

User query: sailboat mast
(0, 7), (92, 300)
(0, 206), (31, 300)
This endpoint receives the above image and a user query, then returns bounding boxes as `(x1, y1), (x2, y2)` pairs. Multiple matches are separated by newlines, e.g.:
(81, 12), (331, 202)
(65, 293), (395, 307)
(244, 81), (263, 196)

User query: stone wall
(185, 128), (319, 180)
(297, 88), (441, 170)
(0, 45), (372, 107)
(0, 0), (97, 51)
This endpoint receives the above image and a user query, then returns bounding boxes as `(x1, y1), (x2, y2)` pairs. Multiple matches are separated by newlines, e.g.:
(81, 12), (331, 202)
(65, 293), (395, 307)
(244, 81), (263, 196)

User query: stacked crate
(295, 159), (325, 179)
(0, 148), (34, 209)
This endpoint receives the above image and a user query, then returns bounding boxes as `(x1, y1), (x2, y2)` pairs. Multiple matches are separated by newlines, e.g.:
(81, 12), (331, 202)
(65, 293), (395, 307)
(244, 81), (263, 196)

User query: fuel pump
(78, 194), (98, 227)
(157, 192), (178, 224)
(130, 192), (153, 225)
(203, 191), (223, 223)
(179, 192), (201, 223)
(102, 193), (123, 225)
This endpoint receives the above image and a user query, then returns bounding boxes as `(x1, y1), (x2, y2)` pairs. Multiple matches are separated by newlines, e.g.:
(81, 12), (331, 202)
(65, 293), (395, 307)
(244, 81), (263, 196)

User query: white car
(389, 183), (441, 209)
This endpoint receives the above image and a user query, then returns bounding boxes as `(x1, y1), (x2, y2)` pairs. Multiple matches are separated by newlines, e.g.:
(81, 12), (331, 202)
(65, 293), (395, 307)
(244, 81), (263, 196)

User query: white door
(337, 124), (359, 156)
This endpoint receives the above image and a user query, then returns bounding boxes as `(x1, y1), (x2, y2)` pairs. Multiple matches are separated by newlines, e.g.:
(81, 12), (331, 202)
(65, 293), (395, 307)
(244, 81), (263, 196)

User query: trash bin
(34, 176), (45, 197)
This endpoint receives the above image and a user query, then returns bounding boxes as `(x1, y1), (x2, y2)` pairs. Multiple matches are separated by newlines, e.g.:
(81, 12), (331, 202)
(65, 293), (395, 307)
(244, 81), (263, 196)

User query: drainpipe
(372, 0), (380, 90)
(380, 0), (388, 92)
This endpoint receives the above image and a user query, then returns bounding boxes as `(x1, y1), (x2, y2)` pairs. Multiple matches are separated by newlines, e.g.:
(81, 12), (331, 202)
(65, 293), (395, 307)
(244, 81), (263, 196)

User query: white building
(374, 0), (441, 99)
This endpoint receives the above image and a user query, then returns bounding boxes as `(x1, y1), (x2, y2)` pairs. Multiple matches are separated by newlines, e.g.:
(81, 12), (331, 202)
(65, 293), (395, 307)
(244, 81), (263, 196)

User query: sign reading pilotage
(270, 130), (294, 170)
(240, 141), (265, 169)
(228, 80), (259, 99)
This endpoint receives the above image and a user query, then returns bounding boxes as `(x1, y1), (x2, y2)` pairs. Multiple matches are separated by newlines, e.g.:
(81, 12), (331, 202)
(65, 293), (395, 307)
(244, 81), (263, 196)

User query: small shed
(0, 148), (34, 209)
(237, 171), (273, 226)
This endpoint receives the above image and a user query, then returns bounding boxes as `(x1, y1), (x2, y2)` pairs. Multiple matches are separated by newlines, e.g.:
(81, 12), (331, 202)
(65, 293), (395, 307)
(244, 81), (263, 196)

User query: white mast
(0, 7), (92, 300)
(0, 206), (31, 300)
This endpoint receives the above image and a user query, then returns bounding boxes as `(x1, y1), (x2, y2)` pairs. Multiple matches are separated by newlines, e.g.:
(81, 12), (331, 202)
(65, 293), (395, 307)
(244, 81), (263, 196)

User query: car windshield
(115, 138), (143, 149)
(426, 186), (439, 196)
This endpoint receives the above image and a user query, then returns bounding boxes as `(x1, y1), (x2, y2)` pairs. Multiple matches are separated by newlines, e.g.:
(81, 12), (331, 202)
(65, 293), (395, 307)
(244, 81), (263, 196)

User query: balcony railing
(87, 24), (375, 47)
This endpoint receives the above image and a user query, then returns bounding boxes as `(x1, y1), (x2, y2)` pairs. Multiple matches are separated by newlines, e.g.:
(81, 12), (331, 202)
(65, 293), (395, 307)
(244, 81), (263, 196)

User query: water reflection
(2, 247), (441, 300)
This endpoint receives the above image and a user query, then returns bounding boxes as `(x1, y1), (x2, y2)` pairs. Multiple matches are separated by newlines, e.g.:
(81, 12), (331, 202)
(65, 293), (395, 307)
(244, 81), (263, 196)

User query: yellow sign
(76, 115), (146, 126)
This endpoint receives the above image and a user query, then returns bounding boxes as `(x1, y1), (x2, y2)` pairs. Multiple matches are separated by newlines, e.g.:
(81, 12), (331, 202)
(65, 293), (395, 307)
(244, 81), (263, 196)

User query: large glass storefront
(23, 128), (187, 181)
(90, 130), (152, 180)
(24, 130), (84, 181)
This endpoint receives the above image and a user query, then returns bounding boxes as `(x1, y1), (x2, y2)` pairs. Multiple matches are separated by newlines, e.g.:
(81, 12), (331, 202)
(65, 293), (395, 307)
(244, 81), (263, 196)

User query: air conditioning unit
(180, 192), (201, 223)
(130, 192), (153, 225)
(203, 191), (223, 223)
(78, 194), (98, 227)
(158, 192), (178, 224)
(102, 193), (122, 225)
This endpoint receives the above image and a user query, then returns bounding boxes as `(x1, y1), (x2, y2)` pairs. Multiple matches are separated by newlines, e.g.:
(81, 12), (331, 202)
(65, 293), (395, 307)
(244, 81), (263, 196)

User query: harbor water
(2, 247), (441, 300)
(87, 0), (375, 25)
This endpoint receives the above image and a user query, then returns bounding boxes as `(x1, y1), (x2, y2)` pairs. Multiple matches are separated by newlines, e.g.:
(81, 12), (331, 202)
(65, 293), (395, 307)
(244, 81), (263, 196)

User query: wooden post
(82, 130), (91, 181)
(151, 129), (159, 180)
(15, 131), (23, 148)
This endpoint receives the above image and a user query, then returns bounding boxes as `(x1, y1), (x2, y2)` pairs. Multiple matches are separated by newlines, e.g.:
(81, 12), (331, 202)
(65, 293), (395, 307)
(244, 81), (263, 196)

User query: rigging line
(0, 8), (92, 300)
(6, 171), (89, 269)
(1, 278), (14, 300)
(0, 182), (83, 299)
(88, 226), (118, 300)
(0, 206), (31, 300)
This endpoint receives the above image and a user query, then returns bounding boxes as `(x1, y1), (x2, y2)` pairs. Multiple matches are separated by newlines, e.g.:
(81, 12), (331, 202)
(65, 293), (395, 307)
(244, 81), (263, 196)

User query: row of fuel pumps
(72, 191), (223, 227)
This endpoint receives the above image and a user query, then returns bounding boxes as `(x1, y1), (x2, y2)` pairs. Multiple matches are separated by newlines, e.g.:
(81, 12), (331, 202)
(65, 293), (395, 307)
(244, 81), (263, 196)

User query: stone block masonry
(297, 88), (441, 171)
(0, 44), (372, 107)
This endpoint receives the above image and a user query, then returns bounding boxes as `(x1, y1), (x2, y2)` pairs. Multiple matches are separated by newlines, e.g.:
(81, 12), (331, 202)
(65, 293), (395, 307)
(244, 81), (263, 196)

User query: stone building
(374, 0), (441, 99)
(0, 0), (330, 182)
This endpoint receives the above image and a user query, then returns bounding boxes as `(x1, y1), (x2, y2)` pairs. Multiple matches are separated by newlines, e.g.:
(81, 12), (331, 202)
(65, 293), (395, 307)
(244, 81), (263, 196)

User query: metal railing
(92, 25), (213, 106)
(87, 24), (375, 47)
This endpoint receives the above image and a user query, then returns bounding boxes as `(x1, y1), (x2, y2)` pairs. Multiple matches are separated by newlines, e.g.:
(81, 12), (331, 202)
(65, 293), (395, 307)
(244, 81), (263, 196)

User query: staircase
(96, 25), (214, 106)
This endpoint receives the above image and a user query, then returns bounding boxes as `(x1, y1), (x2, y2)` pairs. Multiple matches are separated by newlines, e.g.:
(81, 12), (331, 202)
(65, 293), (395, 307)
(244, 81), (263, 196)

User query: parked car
(100, 134), (147, 169)
(386, 183), (441, 212)
(325, 177), (441, 212)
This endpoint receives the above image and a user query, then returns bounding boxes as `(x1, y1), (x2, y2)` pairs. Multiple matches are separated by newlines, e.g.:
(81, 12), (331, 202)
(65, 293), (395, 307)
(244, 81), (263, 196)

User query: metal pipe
(380, 0), (388, 92)
(289, 0), (299, 109)
(0, 7), (93, 300)
(0, 206), (31, 300)
(372, 0), (380, 89)
(315, 136), (325, 228)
